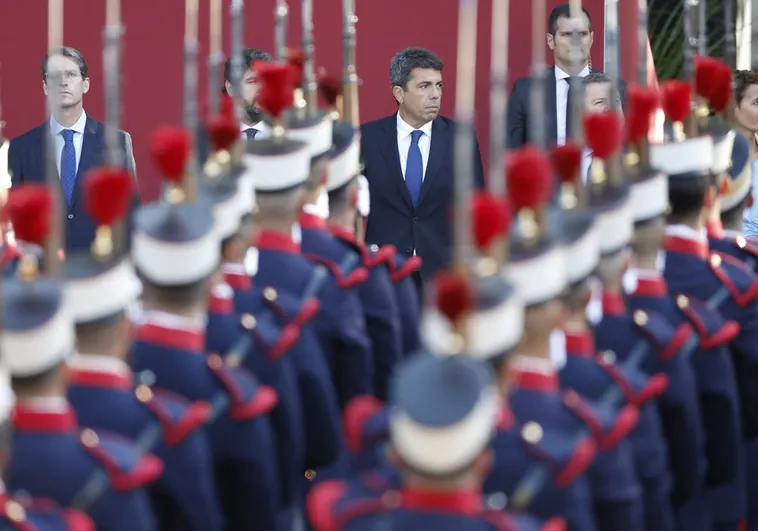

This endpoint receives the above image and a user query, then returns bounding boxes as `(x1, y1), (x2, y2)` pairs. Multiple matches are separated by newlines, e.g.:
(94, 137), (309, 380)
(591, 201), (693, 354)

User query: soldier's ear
(472, 449), (494, 480)
(704, 186), (716, 208)
(748, 194), (754, 208)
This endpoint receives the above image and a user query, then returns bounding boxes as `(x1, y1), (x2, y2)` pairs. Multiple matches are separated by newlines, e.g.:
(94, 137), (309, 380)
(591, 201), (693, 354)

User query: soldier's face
(548, 15), (593, 68)
(735, 84), (758, 133)
(393, 68), (442, 126)
(43, 55), (89, 110)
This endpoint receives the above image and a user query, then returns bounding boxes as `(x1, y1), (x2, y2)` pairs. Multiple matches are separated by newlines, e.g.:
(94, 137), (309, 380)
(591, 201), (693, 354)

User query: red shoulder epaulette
(708, 252), (758, 307)
(595, 360), (669, 407)
(206, 355), (279, 420)
(562, 390), (639, 451)
(79, 429), (164, 491)
(136, 386), (211, 447)
(675, 294), (740, 349)
(343, 395), (383, 454)
(306, 253), (369, 289)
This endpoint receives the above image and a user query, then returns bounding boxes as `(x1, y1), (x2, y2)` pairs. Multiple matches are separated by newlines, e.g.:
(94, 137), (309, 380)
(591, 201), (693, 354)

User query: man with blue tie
(360, 47), (484, 294)
(7, 47), (137, 253)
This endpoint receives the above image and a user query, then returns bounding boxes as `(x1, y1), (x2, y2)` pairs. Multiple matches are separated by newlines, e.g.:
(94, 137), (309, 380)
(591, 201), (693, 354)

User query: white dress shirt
(240, 121), (267, 140)
(555, 65), (590, 146)
(49, 110), (87, 177)
(580, 148), (593, 184)
(397, 112), (433, 180)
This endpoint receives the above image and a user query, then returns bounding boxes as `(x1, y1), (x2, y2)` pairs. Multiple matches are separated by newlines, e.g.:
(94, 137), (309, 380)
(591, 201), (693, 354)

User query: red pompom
(506, 146), (552, 211)
(83, 167), (134, 227)
(5, 185), (52, 245)
(206, 113), (239, 152)
(551, 143), (583, 184)
(434, 270), (472, 323)
(150, 126), (191, 183)
(694, 55), (722, 100)
(286, 49), (306, 88)
(660, 81), (692, 123)
(626, 85), (660, 144)
(255, 62), (296, 119)
(317, 69), (342, 107)
(584, 111), (623, 159)
(709, 63), (733, 112)
(220, 94), (236, 119)
(471, 192), (511, 250)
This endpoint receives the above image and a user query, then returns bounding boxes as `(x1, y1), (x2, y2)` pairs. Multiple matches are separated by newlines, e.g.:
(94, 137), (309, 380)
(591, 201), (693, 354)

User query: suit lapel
(378, 115), (413, 210)
(418, 118), (450, 206)
(70, 117), (102, 210)
(545, 67), (558, 146)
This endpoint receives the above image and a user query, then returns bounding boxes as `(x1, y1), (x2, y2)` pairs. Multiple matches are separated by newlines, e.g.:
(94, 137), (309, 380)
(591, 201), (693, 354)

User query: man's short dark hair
(583, 71), (620, 99)
(668, 176), (709, 223)
(389, 47), (444, 91)
(41, 46), (88, 81)
(223, 47), (272, 92)
(734, 70), (758, 106)
(548, 4), (592, 35)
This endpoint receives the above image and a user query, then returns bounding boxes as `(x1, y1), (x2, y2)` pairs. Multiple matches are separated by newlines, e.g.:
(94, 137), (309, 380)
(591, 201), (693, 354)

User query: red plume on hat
(708, 62), (733, 113)
(626, 85), (660, 145)
(552, 143), (583, 185)
(317, 69), (343, 108)
(84, 168), (134, 228)
(694, 55), (722, 101)
(660, 81), (692, 123)
(471, 191), (511, 250)
(206, 112), (239, 153)
(584, 112), (623, 160)
(255, 62), (296, 120)
(434, 270), (472, 325)
(286, 49), (306, 89)
(5, 185), (52, 245)
(506, 146), (552, 212)
(150, 126), (192, 184)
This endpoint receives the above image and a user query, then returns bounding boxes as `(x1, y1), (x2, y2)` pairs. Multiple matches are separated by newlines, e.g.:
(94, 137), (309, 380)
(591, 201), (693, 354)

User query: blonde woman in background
(733, 70), (758, 235)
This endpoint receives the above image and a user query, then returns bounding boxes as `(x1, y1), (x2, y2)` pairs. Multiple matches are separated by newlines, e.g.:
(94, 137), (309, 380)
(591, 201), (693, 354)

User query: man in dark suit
(360, 47), (484, 293)
(8, 47), (137, 253)
(507, 3), (626, 148)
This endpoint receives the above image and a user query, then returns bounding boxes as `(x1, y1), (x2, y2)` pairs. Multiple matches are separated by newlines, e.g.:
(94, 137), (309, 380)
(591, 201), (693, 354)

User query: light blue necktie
(405, 130), (424, 207)
(60, 129), (77, 204)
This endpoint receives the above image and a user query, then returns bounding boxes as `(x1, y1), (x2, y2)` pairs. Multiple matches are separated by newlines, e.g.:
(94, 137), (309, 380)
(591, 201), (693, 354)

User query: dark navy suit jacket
(506, 67), (628, 149)
(8, 116), (138, 253)
(360, 114), (484, 280)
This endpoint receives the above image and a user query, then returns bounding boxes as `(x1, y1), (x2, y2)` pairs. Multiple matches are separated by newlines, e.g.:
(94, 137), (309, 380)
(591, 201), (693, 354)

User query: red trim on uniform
(663, 235), (709, 259)
(290, 298), (321, 328)
(678, 303), (740, 349)
(299, 213), (328, 230)
(136, 323), (205, 352)
(343, 395), (384, 454)
(706, 219), (725, 239)
(1, 244), (20, 267)
(328, 226), (359, 247)
(68, 369), (133, 390)
(739, 518), (746, 531)
(306, 253), (369, 289)
(599, 405), (639, 451)
(306, 480), (348, 531)
(390, 256), (422, 282)
(64, 508), (96, 531)
(400, 487), (483, 515)
(633, 373), (669, 406)
(256, 230), (300, 254)
(141, 390), (211, 447)
(710, 253), (758, 307)
(555, 435), (597, 487)
(207, 294), (233, 314)
(659, 323), (693, 363)
(508, 366), (559, 392)
(541, 517), (568, 531)
(206, 359), (279, 420)
(224, 271), (253, 291)
(11, 405), (77, 433)
(264, 324), (300, 362)
(631, 276), (668, 297)
(497, 406), (515, 430)
(564, 330), (595, 357)
(736, 237), (758, 259)
(601, 291), (626, 316)
(84, 443), (164, 491)
(597, 363), (638, 403)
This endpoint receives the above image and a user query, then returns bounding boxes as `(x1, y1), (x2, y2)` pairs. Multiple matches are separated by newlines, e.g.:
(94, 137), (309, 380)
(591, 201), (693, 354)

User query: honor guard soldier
(63, 167), (224, 531)
(130, 126), (282, 531)
(651, 79), (749, 531)
(248, 61), (373, 408)
(308, 350), (566, 531)
(1, 185), (162, 531)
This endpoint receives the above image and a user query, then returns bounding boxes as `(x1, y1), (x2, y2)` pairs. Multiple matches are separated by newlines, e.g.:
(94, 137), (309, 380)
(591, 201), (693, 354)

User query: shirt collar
(665, 224), (707, 243)
(50, 110), (87, 137)
(396, 112), (433, 140)
(68, 354), (132, 377)
(555, 65), (591, 81)
(241, 121), (267, 134)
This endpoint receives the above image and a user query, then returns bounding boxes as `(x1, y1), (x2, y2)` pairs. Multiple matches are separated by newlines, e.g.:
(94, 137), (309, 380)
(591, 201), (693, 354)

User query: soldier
(62, 167), (223, 531)
(249, 62), (373, 409)
(1, 185), (161, 531)
(715, 133), (753, 245)
(651, 80), (749, 531)
(130, 126), (281, 530)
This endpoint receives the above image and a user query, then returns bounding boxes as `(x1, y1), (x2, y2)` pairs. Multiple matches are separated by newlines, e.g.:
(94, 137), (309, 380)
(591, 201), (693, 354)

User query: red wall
(0, 0), (618, 200)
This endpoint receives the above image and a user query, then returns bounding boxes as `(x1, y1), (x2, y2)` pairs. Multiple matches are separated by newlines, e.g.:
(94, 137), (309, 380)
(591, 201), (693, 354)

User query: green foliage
(649, 0), (726, 80)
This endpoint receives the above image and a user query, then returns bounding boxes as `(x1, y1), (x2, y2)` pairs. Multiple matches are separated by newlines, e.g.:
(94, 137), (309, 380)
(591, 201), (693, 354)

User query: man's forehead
(555, 14), (590, 32)
(410, 68), (442, 84)
(47, 54), (79, 71)
(586, 82), (611, 97)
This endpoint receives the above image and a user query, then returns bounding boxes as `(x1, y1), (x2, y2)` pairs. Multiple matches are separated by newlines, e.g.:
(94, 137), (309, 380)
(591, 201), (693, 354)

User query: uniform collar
(134, 311), (206, 352)
(664, 224), (709, 259)
(299, 211), (327, 230)
(507, 355), (559, 391)
(400, 487), (482, 515)
(67, 355), (133, 389)
(12, 400), (77, 432)
(256, 230), (300, 254)
(564, 329), (595, 357)
(396, 112), (433, 140)
(208, 282), (234, 313)
(223, 262), (253, 291)
(602, 291), (626, 316)
(626, 268), (667, 297)
(554, 64), (591, 81)
(49, 110), (87, 137)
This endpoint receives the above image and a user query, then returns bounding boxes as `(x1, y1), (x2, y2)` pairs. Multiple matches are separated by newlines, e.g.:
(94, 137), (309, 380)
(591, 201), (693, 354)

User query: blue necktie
(60, 129), (77, 204)
(244, 128), (258, 141)
(405, 130), (424, 207)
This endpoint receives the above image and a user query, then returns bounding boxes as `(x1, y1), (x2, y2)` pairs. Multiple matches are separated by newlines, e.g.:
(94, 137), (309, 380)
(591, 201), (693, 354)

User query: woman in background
(733, 69), (758, 235)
